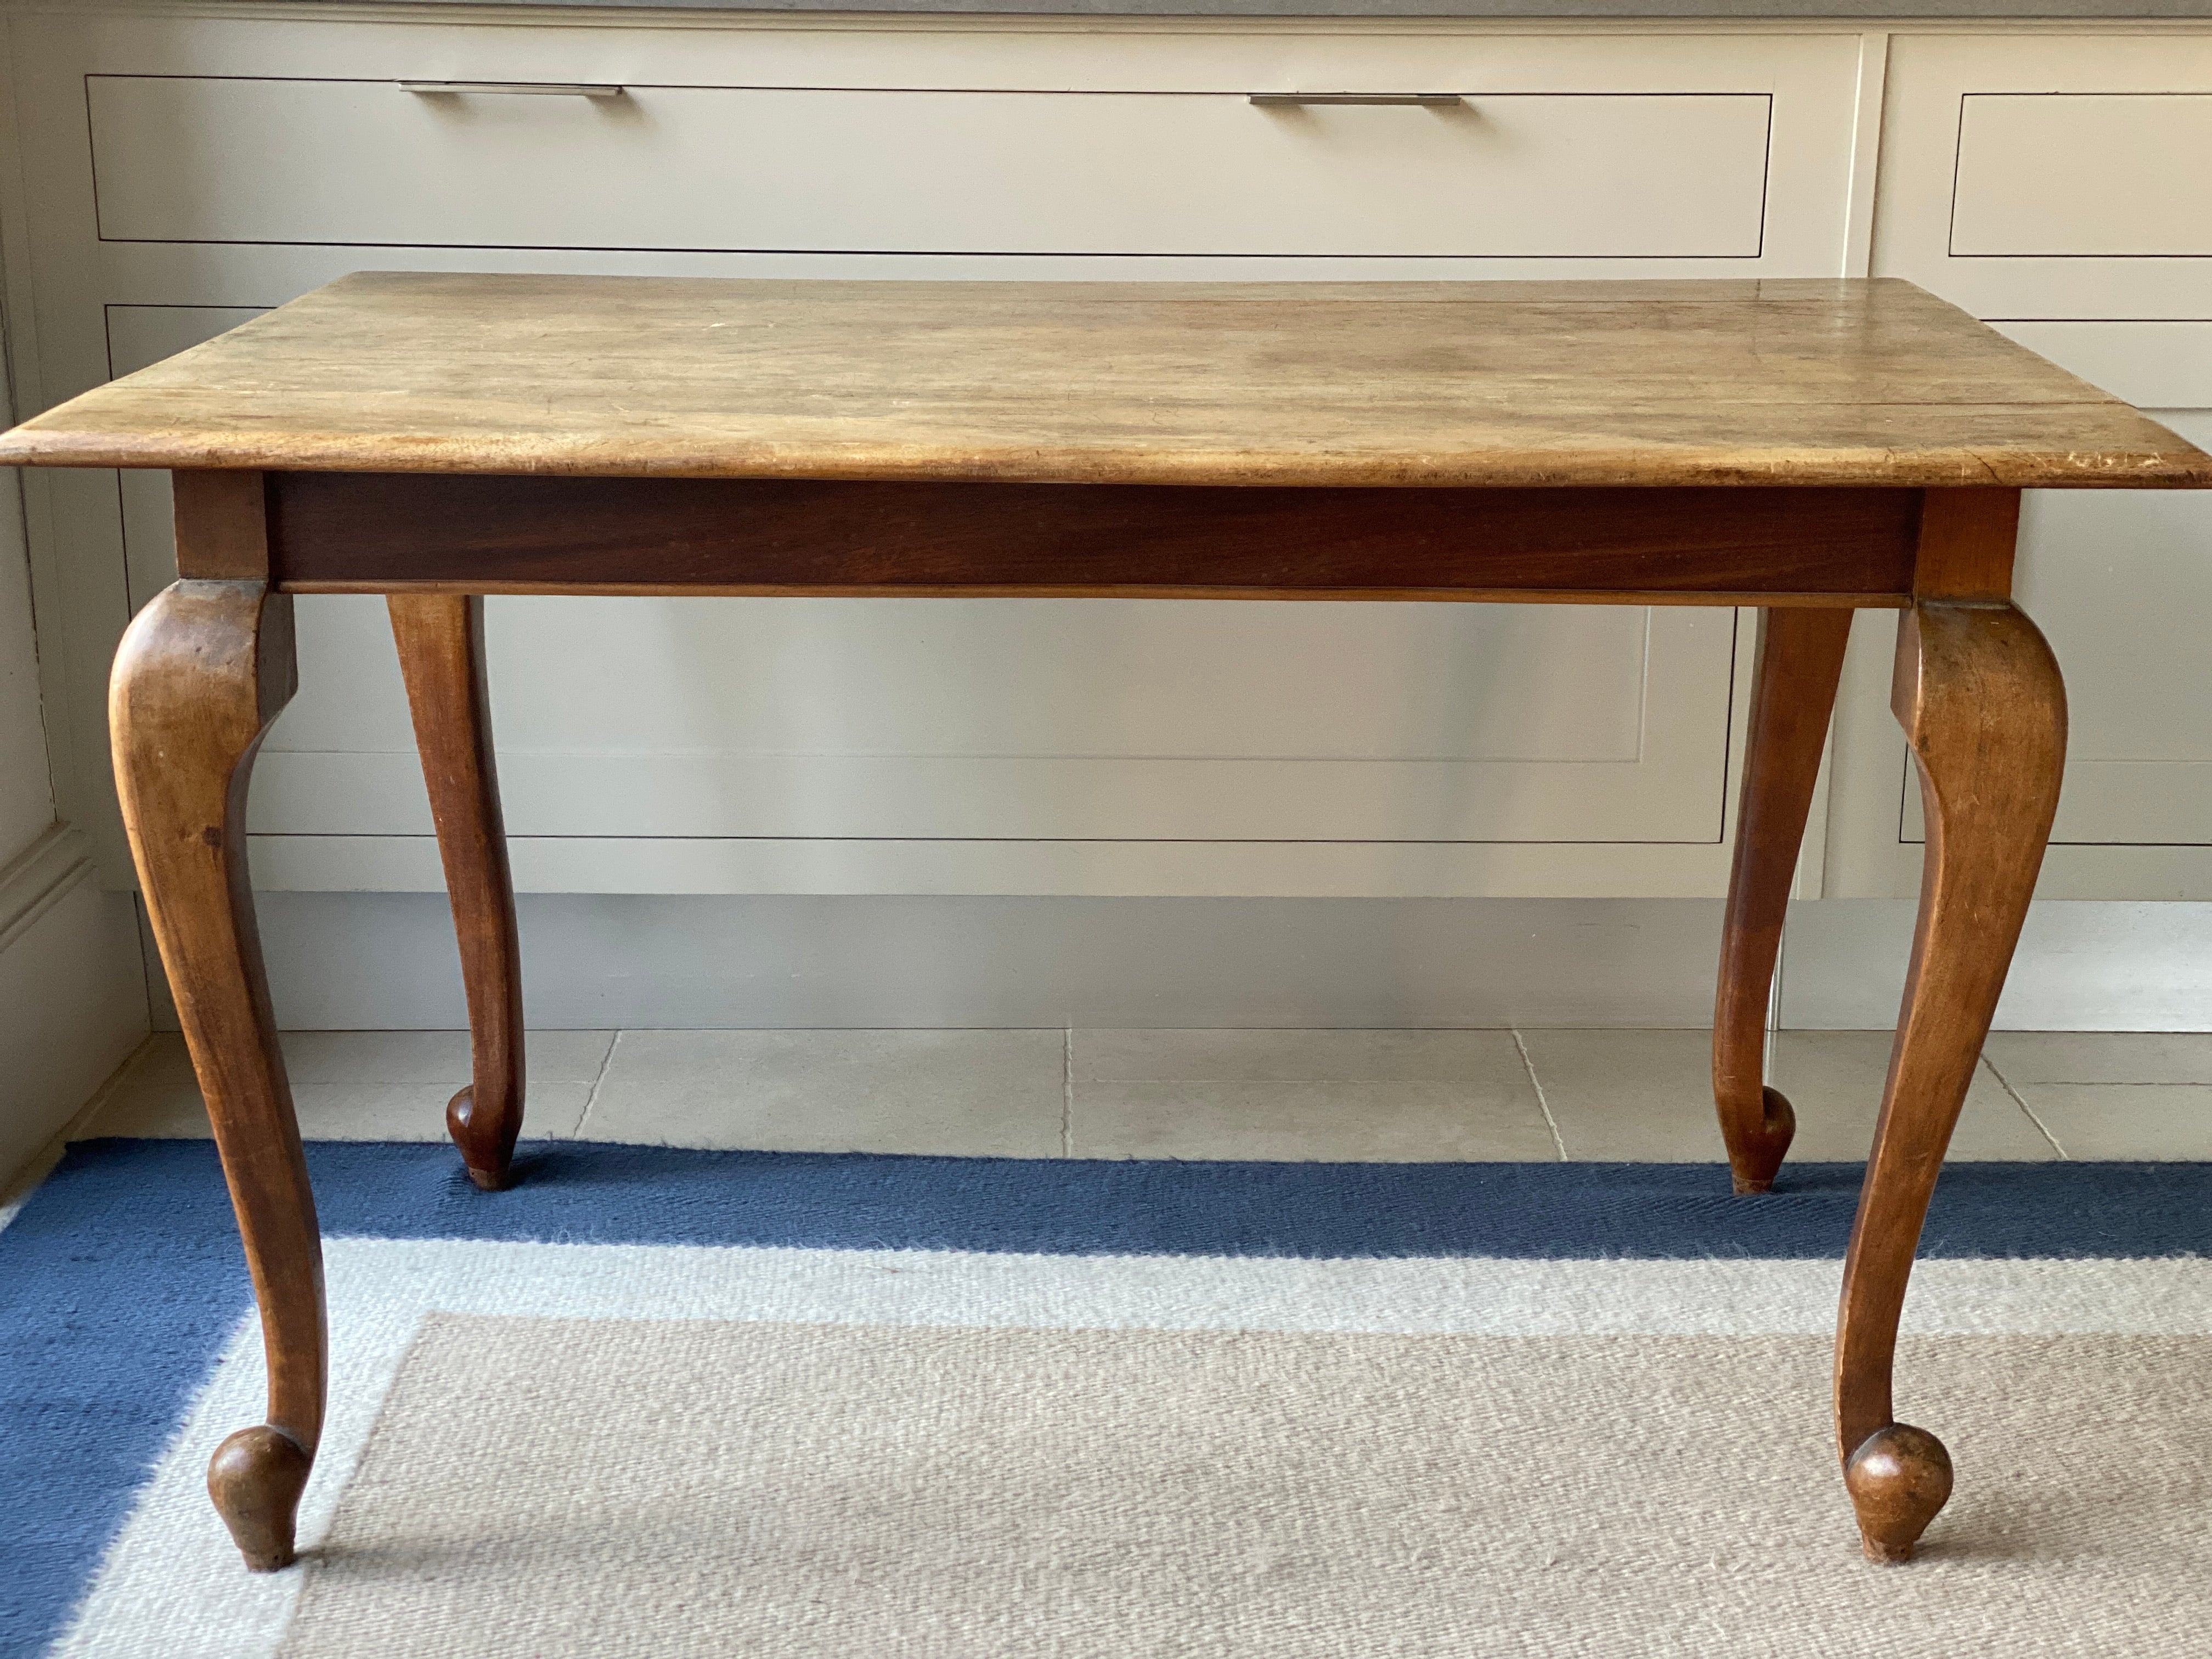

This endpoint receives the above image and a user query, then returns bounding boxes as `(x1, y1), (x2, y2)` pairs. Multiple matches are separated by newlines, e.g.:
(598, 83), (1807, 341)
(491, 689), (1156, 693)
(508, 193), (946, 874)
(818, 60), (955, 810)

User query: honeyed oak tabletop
(2, 272), (2206, 490)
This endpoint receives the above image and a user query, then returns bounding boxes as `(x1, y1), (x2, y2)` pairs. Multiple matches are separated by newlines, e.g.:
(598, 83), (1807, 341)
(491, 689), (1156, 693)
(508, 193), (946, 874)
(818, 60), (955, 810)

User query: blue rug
(9, 1139), (2212, 1658)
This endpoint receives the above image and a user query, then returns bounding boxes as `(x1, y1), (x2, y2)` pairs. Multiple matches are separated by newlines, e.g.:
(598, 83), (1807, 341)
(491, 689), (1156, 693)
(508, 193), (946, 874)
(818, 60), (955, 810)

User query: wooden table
(6, 273), (2208, 1574)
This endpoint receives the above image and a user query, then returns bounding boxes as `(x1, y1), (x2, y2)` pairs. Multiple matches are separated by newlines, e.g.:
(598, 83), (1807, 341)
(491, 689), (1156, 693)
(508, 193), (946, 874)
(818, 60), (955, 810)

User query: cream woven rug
(277, 1316), (2209, 1658)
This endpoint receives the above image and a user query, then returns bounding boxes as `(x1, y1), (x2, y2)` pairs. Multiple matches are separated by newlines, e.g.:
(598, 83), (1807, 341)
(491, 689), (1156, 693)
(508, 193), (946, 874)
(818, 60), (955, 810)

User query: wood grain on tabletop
(1, 273), (2205, 489)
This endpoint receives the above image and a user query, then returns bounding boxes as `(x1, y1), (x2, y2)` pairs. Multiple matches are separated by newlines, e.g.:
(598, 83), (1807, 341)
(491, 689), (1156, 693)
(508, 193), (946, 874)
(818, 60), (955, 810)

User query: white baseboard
(1781, 899), (2212, 1033)
(162, 890), (2212, 1033)
(0, 821), (96, 953)
(0, 830), (147, 1176)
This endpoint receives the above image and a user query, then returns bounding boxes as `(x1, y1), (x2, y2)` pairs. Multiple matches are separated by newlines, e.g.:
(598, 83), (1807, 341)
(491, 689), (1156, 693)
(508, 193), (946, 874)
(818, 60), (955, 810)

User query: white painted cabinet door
(1875, 36), (2212, 319)
(1832, 31), (2212, 901)
(105, 306), (1744, 898)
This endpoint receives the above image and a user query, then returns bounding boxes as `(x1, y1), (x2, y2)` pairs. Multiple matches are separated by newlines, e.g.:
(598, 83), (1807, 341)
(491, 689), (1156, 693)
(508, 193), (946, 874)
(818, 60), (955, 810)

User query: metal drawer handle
(401, 81), (627, 99)
(1249, 93), (1464, 108)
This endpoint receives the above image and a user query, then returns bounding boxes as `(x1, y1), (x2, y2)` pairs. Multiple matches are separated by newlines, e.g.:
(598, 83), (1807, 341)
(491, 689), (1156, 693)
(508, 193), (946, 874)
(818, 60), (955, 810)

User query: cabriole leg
(389, 594), (526, 1190)
(1835, 601), (2065, 1562)
(1712, 607), (1853, 1193)
(111, 578), (323, 1571)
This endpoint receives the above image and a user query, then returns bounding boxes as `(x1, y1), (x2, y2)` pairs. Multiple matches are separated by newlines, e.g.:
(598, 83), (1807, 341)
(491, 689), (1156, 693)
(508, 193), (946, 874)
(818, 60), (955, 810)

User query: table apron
(244, 473), (1924, 606)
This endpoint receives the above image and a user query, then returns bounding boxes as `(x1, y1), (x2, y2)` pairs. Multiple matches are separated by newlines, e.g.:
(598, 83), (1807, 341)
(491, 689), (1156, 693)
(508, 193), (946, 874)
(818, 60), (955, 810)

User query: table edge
(4, 435), (2211, 490)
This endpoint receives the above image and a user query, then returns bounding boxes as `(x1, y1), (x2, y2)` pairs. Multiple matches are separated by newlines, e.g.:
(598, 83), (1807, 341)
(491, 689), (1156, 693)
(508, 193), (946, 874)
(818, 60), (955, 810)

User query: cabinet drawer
(87, 76), (1771, 258)
(1875, 36), (2212, 320)
(1953, 95), (2212, 257)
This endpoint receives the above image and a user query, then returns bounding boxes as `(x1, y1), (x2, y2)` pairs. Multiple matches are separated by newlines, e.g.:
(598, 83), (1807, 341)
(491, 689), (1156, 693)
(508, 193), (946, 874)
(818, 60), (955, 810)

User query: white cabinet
(1874, 34), (2212, 319)
(16, 12), (2210, 905)
(1833, 35), (2212, 901)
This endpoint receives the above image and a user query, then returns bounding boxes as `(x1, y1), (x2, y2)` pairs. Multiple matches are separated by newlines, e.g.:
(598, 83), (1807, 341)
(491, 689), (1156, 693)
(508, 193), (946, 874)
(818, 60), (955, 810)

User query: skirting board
(1, 877), (146, 1177)
(138, 892), (2212, 1032)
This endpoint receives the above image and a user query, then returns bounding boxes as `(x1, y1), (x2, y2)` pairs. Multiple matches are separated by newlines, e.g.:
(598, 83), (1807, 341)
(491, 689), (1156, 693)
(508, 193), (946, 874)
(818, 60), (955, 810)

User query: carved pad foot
(207, 1425), (313, 1571)
(447, 1085), (514, 1191)
(1844, 1424), (1954, 1564)
(1730, 1087), (1798, 1195)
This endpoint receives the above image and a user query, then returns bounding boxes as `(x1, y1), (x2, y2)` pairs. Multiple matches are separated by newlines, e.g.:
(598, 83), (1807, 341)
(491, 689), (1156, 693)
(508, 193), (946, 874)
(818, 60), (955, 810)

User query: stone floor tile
(580, 1029), (1065, 1156)
(78, 1031), (601, 1140)
(1983, 1031), (2212, 1087)
(2005, 1084), (2212, 1159)
(1519, 1028), (2055, 1162)
(1070, 1029), (1559, 1161)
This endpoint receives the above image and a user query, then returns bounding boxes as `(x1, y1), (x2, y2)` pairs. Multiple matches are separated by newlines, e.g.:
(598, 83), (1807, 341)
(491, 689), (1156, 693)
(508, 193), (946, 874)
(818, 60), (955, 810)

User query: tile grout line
(1061, 1028), (1074, 1158)
(1983, 1055), (2068, 1160)
(571, 1030), (622, 1140)
(1511, 1029), (1570, 1163)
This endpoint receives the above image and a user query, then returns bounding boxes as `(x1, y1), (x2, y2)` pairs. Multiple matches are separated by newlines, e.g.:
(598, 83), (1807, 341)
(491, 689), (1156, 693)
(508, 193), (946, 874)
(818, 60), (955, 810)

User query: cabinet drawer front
(1953, 95), (2212, 257)
(88, 77), (1770, 258)
(1875, 36), (2212, 320)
